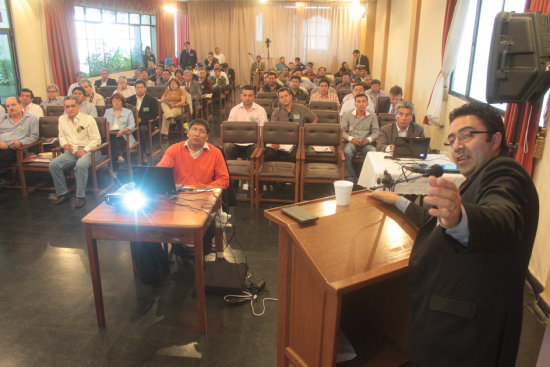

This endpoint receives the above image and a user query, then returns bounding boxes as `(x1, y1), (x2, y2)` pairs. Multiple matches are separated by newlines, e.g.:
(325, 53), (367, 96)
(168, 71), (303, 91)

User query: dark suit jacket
(126, 93), (159, 123)
(182, 80), (201, 99)
(355, 54), (370, 74)
(376, 122), (424, 151)
(179, 48), (197, 68)
(94, 78), (117, 88)
(405, 156), (539, 367)
(204, 57), (219, 71)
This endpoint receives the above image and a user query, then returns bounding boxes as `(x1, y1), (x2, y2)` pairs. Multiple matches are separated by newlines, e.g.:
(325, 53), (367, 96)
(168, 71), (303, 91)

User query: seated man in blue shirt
(0, 96), (39, 172)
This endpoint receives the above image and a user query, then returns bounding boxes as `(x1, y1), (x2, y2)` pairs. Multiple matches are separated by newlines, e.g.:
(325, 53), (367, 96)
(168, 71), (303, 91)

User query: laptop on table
(132, 166), (177, 196)
(393, 137), (431, 160)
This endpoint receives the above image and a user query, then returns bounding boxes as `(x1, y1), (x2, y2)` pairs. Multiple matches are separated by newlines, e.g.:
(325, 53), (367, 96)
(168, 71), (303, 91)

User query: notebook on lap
(393, 137), (431, 159)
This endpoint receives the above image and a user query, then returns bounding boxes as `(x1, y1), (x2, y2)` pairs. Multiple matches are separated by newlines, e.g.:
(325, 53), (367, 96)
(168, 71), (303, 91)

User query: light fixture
(164, 5), (177, 13)
(296, 2), (304, 7)
(350, 3), (365, 16)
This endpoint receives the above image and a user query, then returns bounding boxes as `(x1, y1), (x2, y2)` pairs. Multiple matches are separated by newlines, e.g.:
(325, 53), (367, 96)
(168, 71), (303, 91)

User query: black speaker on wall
(486, 11), (550, 104)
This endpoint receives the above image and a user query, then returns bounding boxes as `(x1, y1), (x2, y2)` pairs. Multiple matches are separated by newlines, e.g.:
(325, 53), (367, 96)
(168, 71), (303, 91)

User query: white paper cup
(333, 180), (354, 206)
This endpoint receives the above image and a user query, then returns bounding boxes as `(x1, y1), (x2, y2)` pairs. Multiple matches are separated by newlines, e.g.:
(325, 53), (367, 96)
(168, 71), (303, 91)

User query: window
(74, 6), (156, 76)
(303, 15), (330, 50)
(450, 0), (525, 107)
(0, 0), (21, 102)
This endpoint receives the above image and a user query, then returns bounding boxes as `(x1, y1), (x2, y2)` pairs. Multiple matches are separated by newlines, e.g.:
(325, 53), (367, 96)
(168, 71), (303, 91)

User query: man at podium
(368, 102), (539, 366)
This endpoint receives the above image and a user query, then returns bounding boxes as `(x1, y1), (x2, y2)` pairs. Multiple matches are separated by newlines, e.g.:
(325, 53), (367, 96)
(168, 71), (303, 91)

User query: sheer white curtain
(424, 0), (472, 125)
(188, 1), (362, 85)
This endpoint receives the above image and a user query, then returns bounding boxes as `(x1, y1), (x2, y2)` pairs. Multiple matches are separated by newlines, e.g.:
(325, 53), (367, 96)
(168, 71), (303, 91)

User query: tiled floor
(0, 102), (546, 366)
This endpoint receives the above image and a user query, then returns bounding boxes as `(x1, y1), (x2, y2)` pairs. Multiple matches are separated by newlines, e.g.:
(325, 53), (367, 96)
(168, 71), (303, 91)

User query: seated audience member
(160, 78), (186, 139)
(40, 84), (64, 108)
(363, 72), (373, 90)
(336, 73), (353, 91)
(378, 85), (404, 114)
(294, 70), (315, 91)
(182, 70), (201, 99)
(152, 119), (229, 259)
(261, 72), (280, 93)
(174, 68), (185, 82)
(250, 55), (266, 84)
(275, 56), (288, 73)
(278, 67), (291, 86)
(153, 65), (164, 83)
(266, 88), (317, 162)
(340, 93), (378, 182)
(20, 88), (44, 118)
(366, 79), (387, 112)
(209, 63), (228, 80)
(49, 96), (101, 208)
(340, 82), (375, 116)
(309, 78), (340, 108)
(377, 100), (424, 152)
(126, 80), (159, 164)
(288, 75), (310, 104)
(335, 62), (352, 77)
(156, 69), (172, 88)
(294, 57), (306, 71)
(146, 60), (157, 78)
(142, 46), (156, 66)
(210, 68), (228, 90)
(179, 41), (198, 69)
(221, 63), (235, 84)
(313, 67), (329, 86)
(0, 97), (38, 170)
(353, 49), (370, 74)
(303, 62), (316, 81)
(224, 85), (267, 160)
(288, 62), (296, 73)
(138, 68), (155, 87)
(199, 69), (214, 94)
(72, 87), (97, 117)
(80, 79), (105, 106)
(113, 76), (136, 99)
(169, 64), (177, 76)
(204, 52), (219, 72)
(352, 66), (362, 80)
(104, 93), (135, 166)
(213, 47), (226, 65)
(94, 68), (117, 88)
(68, 71), (86, 96)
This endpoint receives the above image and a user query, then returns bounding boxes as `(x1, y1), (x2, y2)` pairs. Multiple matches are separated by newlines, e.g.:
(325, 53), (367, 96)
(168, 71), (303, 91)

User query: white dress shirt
(58, 112), (101, 152)
(24, 103), (44, 118)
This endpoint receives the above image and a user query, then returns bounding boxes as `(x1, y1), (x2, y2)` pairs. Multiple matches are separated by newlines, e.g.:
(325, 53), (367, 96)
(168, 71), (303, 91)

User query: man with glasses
(377, 100), (424, 152)
(368, 102), (539, 367)
(41, 84), (64, 108)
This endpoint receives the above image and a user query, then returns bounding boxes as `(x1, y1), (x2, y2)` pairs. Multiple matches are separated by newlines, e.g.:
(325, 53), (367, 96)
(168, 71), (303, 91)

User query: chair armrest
(15, 140), (42, 151)
(90, 142), (109, 153)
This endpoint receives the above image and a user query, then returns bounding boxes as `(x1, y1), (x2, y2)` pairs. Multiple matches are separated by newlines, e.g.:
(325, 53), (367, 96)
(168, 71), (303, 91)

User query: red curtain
(503, 0), (550, 175)
(176, 12), (190, 53)
(44, 0), (79, 95)
(422, 0), (457, 125)
(156, 9), (168, 65)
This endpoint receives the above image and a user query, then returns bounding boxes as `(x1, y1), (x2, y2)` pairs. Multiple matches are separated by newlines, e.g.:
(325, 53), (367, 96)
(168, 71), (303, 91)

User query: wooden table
(82, 189), (223, 332)
(265, 190), (418, 366)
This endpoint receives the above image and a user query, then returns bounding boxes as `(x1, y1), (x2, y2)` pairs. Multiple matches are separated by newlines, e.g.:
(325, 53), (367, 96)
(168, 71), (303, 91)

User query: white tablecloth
(357, 152), (466, 195)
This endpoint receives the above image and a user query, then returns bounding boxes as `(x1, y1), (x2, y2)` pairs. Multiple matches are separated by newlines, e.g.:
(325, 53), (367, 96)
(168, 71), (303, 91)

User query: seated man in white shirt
(213, 47), (226, 65)
(67, 71), (86, 96)
(340, 83), (375, 116)
(377, 100), (424, 152)
(224, 85), (267, 160)
(40, 84), (65, 109)
(72, 87), (98, 117)
(49, 96), (101, 208)
(20, 88), (44, 118)
(113, 75), (136, 99)
(80, 78), (105, 106)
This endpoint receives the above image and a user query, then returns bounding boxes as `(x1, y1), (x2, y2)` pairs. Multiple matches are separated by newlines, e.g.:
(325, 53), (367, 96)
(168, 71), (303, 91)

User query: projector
(105, 182), (149, 211)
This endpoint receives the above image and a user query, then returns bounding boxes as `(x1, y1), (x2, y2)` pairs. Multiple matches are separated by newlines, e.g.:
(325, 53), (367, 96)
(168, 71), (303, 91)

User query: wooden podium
(265, 190), (418, 367)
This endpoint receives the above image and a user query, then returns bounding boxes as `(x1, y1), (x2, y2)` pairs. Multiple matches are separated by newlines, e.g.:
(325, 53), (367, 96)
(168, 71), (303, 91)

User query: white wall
(384, 0), (412, 90)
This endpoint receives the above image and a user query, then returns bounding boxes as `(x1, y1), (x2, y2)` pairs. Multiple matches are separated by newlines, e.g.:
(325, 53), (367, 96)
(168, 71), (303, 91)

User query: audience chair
(255, 98), (275, 113)
(99, 86), (118, 99)
(377, 96), (391, 115)
(337, 89), (349, 103)
(202, 96), (213, 120)
(96, 105), (106, 117)
(147, 86), (166, 99)
(89, 117), (113, 198)
(309, 101), (339, 111)
(316, 110), (339, 124)
(255, 122), (302, 207)
(45, 105), (65, 116)
(220, 121), (261, 208)
(299, 123), (344, 201)
(378, 113), (396, 128)
(256, 92), (277, 100)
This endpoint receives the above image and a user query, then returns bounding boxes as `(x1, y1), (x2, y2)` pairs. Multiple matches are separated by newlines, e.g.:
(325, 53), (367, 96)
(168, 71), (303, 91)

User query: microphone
(404, 164), (443, 178)
(369, 164), (444, 191)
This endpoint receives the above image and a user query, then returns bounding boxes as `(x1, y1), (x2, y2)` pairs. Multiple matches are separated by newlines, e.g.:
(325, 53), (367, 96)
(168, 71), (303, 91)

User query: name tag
(120, 120), (127, 126)
(293, 114), (300, 120)
(249, 116), (256, 122)
(143, 107), (150, 112)
(16, 126), (25, 131)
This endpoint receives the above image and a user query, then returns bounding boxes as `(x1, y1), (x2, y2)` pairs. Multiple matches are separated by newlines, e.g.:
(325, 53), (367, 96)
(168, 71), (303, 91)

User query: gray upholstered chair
(309, 101), (339, 111)
(315, 109), (339, 124)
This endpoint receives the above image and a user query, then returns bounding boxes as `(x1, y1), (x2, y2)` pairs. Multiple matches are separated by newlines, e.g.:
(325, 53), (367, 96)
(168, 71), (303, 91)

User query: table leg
(85, 225), (105, 327)
(194, 230), (207, 333)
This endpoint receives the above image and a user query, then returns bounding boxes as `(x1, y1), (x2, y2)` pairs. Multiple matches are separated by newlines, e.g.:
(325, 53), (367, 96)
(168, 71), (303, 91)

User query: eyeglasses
(189, 128), (207, 135)
(444, 130), (490, 147)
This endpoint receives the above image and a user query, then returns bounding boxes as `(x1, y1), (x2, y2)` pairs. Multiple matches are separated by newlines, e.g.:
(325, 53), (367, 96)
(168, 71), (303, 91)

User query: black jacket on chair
(126, 93), (159, 123)
(404, 156), (539, 367)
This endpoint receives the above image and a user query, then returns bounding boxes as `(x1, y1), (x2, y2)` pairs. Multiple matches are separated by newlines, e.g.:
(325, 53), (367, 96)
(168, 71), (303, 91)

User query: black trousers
(264, 146), (297, 162)
(110, 134), (127, 161)
(0, 149), (16, 168)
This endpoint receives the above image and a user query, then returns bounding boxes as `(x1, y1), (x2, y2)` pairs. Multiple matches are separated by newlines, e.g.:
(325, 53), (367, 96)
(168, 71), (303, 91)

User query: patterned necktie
(390, 105), (396, 114)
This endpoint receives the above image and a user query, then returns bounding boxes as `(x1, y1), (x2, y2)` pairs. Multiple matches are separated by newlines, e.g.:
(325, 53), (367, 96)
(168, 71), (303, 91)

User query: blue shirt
(104, 107), (135, 144)
(0, 113), (39, 148)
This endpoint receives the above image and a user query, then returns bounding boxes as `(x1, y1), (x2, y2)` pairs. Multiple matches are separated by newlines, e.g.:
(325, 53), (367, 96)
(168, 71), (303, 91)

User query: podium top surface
(265, 190), (417, 293)
(82, 189), (221, 229)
